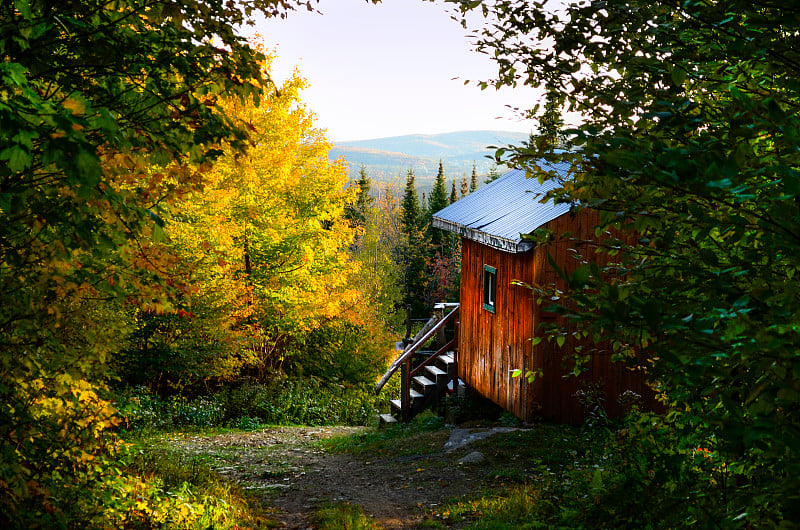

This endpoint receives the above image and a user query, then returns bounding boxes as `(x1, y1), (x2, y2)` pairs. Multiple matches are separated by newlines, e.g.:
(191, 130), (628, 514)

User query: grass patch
(437, 485), (545, 529)
(318, 411), (446, 455)
(425, 423), (608, 528)
(312, 501), (382, 529)
(122, 436), (279, 529)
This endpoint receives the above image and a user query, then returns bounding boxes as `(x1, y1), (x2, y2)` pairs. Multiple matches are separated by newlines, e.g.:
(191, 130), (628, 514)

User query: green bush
(285, 321), (390, 388)
(229, 377), (380, 426)
(116, 387), (225, 432)
(117, 377), (387, 433)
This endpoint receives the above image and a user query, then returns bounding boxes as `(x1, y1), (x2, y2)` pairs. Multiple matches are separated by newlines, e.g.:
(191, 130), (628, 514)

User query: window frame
(483, 264), (497, 313)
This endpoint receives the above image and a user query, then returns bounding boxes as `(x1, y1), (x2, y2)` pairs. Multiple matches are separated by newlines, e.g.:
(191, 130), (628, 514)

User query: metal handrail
(375, 303), (460, 395)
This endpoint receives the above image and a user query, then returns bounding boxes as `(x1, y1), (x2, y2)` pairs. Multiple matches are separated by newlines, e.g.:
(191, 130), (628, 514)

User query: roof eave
(433, 216), (532, 254)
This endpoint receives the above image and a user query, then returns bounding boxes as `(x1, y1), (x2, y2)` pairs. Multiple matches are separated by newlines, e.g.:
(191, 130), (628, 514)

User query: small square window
(483, 264), (496, 313)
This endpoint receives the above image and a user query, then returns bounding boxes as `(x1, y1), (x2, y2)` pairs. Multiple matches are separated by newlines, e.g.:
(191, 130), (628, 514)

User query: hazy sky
(244, 0), (540, 142)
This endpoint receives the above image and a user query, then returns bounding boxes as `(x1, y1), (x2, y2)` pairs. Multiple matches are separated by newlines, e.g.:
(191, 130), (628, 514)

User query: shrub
(116, 376), (387, 433)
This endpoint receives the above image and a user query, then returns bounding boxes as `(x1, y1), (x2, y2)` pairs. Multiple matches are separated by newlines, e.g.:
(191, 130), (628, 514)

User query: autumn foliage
(0, 2), (394, 527)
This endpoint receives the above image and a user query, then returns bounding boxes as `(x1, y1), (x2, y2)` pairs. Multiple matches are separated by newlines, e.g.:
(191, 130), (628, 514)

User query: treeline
(347, 160), (488, 323)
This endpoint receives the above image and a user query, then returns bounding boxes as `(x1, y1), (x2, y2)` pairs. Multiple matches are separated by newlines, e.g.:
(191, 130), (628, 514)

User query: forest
(2, 0), (799, 528)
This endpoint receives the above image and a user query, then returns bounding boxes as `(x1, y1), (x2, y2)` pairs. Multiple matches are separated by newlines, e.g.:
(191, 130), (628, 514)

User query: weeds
(312, 502), (382, 529)
(116, 377), (388, 434)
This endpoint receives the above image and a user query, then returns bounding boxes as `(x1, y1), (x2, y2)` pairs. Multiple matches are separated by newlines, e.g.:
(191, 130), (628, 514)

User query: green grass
(312, 501), (382, 529)
(317, 411), (446, 455)
(422, 423), (609, 529)
(122, 437), (279, 529)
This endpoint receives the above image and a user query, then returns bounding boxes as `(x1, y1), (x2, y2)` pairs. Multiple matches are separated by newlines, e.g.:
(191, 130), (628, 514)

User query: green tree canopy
(427, 160), (449, 246)
(346, 165), (376, 230)
(451, 0), (800, 525)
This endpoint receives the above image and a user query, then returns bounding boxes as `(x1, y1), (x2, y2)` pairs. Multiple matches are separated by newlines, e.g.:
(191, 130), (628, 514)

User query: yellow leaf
(63, 98), (86, 116)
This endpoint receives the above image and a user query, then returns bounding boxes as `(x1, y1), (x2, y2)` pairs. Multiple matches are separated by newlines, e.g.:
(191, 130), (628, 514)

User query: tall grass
(115, 376), (392, 433)
(312, 502), (382, 529)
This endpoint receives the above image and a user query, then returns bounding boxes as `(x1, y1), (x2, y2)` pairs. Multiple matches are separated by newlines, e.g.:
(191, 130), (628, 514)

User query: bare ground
(166, 425), (512, 529)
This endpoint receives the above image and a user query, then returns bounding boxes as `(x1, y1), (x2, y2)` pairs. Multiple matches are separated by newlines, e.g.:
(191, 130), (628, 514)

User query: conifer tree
(346, 165), (375, 230)
(450, 179), (458, 204)
(355, 165), (375, 212)
(485, 164), (500, 184)
(429, 160), (449, 214)
(400, 168), (421, 236)
(427, 160), (449, 247)
(460, 176), (469, 198)
(470, 163), (478, 192)
(398, 168), (428, 318)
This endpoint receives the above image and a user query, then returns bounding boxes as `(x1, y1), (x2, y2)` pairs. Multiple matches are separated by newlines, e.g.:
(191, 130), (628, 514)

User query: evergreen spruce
(427, 160), (449, 247)
(398, 168), (428, 318)
(470, 163), (478, 192)
(345, 165), (375, 229)
(428, 160), (449, 214)
(400, 168), (421, 234)
(485, 164), (500, 184)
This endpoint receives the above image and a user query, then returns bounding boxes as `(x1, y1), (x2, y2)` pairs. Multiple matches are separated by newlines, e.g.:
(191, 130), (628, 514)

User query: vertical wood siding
(458, 209), (658, 424)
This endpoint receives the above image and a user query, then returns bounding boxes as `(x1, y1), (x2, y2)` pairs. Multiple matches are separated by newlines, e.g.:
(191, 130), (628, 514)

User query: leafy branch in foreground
(450, 0), (800, 526)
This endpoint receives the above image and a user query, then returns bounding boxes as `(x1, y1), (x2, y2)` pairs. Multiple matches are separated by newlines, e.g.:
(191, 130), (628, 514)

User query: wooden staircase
(376, 303), (460, 424)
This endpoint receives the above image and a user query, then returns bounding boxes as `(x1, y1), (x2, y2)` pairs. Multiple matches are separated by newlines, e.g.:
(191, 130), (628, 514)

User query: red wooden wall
(458, 209), (658, 424)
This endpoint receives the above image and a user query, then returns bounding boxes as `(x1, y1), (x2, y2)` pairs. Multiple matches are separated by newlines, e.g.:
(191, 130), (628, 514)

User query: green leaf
(0, 62), (28, 85)
(0, 146), (31, 171)
(670, 67), (687, 87)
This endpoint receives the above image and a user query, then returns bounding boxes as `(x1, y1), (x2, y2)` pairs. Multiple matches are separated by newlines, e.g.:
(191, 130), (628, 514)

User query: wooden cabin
(432, 167), (656, 424)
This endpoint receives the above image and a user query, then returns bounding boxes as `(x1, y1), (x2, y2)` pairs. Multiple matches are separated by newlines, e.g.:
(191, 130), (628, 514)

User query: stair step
(379, 413), (398, 425)
(389, 389), (425, 412)
(425, 365), (448, 384)
(436, 353), (455, 376)
(412, 375), (436, 394)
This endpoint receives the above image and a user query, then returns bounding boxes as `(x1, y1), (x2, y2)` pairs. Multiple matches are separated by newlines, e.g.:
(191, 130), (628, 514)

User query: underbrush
(426, 410), (740, 529)
(312, 501), (381, 529)
(113, 439), (273, 529)
(115, 376), (393, 434)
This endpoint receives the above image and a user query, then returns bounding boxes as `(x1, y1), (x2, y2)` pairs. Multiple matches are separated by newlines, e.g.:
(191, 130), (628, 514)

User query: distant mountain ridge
(329, 130), (531, 185)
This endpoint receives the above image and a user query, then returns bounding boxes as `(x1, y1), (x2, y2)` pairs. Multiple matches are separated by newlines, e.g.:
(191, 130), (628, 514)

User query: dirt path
(168, 425), (508, 528)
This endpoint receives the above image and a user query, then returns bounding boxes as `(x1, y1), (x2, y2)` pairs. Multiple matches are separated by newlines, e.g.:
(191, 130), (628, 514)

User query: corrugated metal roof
(432, 164), (572, 253)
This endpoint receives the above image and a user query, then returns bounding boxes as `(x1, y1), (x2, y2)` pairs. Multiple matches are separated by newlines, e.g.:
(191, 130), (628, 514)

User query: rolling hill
(329, 130), (531, 185)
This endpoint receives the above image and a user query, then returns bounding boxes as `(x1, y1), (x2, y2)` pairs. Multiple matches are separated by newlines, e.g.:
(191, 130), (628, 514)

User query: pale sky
(243, 0), (541, 142)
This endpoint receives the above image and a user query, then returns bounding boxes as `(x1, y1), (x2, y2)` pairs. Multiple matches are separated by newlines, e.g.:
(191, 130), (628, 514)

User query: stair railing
(375, 303), (459, 421)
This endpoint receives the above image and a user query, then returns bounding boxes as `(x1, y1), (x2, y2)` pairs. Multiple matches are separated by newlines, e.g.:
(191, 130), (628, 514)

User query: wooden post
(405, 304), (412, 344)
(401, 360), (411, 422)
(434, 304), (445, 349)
